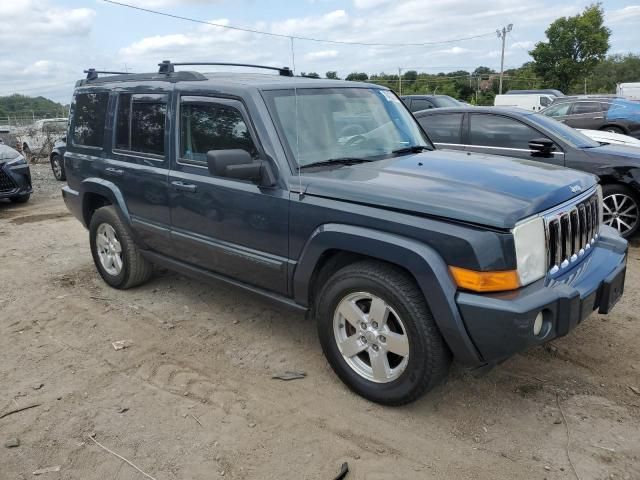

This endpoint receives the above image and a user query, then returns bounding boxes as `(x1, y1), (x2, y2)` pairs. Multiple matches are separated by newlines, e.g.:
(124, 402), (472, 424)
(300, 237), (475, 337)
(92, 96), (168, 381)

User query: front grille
(0, 168), (17, 193)
(545, 190), (601, 273)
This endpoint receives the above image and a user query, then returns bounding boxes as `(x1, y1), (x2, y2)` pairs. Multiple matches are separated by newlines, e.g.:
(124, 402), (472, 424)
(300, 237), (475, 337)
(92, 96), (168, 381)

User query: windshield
(433, 96), (463, 108)
(527, 113), (600, 148)
(262, 87), (431, 167)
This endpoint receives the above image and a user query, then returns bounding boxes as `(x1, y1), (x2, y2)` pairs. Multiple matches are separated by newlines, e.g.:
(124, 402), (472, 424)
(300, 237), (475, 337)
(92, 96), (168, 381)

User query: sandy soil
(1, 164), (639, 480)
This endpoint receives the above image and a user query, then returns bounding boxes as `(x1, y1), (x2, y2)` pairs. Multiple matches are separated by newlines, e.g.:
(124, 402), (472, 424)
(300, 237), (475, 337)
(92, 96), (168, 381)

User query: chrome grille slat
(544, 191), (602, 274)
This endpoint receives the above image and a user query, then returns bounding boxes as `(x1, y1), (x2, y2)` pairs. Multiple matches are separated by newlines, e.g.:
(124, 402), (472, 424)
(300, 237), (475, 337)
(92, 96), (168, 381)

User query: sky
(0, 0), (638, 104)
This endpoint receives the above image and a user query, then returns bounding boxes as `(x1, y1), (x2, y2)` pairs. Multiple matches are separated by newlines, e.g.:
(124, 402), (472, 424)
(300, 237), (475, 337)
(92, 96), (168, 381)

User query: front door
(168, 96), (289, 294)
(465, 113), (565, 167)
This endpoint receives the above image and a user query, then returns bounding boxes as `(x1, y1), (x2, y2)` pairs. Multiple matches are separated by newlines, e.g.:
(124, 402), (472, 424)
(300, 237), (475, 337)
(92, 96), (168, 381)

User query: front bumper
(456, 226), (627, 364)
(0, 161), (32, 199)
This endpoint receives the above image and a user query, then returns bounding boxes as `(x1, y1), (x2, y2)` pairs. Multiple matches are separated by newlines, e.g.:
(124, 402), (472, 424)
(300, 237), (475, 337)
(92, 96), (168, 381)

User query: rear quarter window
(72, 92), (109, 148)
(417, 113), (463, 144)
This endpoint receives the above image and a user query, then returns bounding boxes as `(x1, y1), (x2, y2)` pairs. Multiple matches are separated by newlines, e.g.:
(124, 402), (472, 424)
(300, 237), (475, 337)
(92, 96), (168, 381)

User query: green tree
(325, 71), (340, 80)
(300, 72), (320, 78)
(530, 4), (610, 93)
(589, 54), (640, 93)
(345, 72), (369, 81)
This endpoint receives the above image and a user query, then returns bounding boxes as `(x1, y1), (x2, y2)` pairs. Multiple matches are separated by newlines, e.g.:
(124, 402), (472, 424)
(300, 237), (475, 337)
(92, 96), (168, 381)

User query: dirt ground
(1, 163), (639, 480)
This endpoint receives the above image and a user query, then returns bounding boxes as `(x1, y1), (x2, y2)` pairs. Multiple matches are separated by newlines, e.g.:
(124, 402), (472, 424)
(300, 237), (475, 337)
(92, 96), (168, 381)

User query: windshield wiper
(299, 157), (372, 170)
(391, 145), (431, 155)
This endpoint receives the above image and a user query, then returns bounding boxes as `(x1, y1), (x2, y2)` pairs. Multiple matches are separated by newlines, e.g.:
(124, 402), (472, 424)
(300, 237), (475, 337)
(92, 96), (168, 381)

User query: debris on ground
(271, 370), (307, 381)
(32, 383), (44, 390)
(629, 386), (640, 396)
(333, 462), (349, 480)
(0, 403), (41, 419)
(111, 340), (133, 351)
(33, 465), (61, 475)
(5, 438), (20, 448)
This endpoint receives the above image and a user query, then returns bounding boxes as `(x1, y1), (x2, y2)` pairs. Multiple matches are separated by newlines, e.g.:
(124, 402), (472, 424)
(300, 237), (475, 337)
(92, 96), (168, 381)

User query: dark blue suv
(61, 63), (628, 405)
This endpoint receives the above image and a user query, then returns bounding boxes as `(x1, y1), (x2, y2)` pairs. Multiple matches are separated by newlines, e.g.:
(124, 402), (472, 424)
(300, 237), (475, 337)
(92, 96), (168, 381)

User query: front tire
(602, 184), (640, 238)
(89, 206), (153, 289)
(9, 194), (30, 204)
(316, 260), (451, 406)
(602, 126), (625, 135)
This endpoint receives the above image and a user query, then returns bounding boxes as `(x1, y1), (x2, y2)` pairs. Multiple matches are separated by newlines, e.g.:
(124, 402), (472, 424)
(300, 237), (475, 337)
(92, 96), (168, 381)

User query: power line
(103, 0), (497, 47)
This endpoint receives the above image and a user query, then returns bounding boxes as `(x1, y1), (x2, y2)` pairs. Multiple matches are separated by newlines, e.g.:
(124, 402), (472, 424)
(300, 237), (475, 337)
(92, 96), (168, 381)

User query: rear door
(564, 101), (606, 129)
(109, 92), (172, 254)
(416, 112), (465, 151)
(168, 95), (289, 294)
(465, 113), (565, 166)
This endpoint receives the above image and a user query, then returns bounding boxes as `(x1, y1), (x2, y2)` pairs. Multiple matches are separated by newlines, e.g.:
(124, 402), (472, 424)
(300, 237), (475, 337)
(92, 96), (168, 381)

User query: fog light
(533, 312), (544, 336)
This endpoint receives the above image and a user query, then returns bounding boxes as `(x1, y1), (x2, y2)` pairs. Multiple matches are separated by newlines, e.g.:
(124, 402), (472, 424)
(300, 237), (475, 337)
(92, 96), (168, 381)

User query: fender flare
(79, 177), (131, 228)
(293, 223), (483, 366)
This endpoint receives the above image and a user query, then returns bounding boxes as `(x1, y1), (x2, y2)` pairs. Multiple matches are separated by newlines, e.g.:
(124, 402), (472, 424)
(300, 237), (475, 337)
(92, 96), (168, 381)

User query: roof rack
(158, 60), (293, 77)
(84, 69), (133, 81)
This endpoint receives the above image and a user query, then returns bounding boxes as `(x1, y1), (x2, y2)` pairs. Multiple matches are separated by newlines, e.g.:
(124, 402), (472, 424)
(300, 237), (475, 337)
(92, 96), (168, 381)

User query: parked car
(617, 82), (640, 101)
(506, 89), (564, 97)
(541, 97), (640, 138)
(62, 63), (627, 405)
(17, 117), (68, 158)
(400, 95), (462, 112)
(0, 144), (32, 203)
(50, 137), (67, 181)
(414, 106), (640, 237)
(578, 129), (640, 148)
(494, 93), (554, 111)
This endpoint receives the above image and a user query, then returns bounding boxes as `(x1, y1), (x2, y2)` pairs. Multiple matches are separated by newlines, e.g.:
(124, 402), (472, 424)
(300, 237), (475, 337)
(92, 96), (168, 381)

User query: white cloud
(353, 0), (393, 9)
(607, 5), (640, 24)
(305, 50), (339, 60)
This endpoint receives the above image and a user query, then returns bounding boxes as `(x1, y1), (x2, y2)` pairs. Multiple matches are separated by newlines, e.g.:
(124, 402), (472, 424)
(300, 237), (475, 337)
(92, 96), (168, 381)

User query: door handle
(593, 116), (604, 120)
(104, 167), (124, 177)
(171, 181), (197, 193)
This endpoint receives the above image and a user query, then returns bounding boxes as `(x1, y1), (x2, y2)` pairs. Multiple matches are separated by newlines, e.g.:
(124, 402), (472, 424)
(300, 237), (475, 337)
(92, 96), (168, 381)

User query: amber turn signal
(449, 266), (520, 292)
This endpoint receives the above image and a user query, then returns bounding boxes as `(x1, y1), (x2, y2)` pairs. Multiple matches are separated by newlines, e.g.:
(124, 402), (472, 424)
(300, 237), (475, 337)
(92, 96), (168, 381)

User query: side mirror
(206, 149), (275, 186)
(528, 138), (555, 156)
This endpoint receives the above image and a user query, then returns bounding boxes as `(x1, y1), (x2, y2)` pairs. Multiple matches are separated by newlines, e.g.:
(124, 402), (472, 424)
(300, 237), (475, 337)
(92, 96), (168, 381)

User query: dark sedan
(541, 97), (640, 138)
(0, 144), (32, 204)
(414, 106), (640, 237)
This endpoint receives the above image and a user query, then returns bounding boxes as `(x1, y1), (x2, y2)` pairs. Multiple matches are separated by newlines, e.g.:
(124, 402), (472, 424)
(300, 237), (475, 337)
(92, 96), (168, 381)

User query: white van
(616, 83), (640, 101)
(493, 94), (554, 111)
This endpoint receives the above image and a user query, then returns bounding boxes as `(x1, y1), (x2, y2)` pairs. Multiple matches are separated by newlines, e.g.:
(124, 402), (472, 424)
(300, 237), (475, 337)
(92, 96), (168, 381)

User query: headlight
(513, 216), (547, 286)
(6, 155), (27, 167)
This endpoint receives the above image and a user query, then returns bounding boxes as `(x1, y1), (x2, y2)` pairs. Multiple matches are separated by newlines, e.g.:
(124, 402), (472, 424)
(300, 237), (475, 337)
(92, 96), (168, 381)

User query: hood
(0, 144), (22, 163)
(300, 150), (597, 229)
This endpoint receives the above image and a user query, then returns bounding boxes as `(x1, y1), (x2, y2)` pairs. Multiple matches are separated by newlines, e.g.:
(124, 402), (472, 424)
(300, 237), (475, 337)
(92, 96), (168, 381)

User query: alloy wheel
(96, 223), (123, 276)
(333, 292), (409, 383)
(603, 193), (639, 236)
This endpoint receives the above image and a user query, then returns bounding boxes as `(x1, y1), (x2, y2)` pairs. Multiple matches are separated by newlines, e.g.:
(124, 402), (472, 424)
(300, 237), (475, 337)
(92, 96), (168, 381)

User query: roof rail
(84, 69), (133, 81)
(158, 60), (293, 77)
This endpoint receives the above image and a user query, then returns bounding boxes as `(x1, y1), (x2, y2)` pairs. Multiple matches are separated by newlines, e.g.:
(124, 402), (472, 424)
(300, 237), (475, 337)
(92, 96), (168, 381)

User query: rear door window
(115, 93), (167, 157)
(417, 113), (463, 144)
(72, 92), (109, 148)
(469, 114), (542, 149)
(570, 102), (603, 115)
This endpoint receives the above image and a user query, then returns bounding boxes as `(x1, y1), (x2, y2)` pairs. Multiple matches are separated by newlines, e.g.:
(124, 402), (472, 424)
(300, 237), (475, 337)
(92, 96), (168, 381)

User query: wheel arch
(600, 123), (629, 135)
(294, 223), (483, 366)
(80, 179), (131, 229)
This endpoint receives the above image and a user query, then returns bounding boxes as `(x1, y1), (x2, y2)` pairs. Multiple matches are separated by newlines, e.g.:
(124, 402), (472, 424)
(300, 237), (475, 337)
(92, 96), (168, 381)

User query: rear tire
(89, 206), (153, 289)
(50, 154), (66, 181)
(316, 260), (451, 405)
(601, 126), (625, 135)
(602, 184), (640, 238)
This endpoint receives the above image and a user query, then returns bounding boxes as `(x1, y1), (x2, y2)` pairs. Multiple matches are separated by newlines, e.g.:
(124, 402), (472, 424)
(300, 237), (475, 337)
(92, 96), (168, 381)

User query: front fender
(294, 223), (483, 366)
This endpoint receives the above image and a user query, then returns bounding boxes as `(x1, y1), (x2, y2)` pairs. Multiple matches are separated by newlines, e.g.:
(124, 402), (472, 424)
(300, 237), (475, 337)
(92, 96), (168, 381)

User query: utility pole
(496, 24), (513, 95)
(398, 68), (402, 96)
